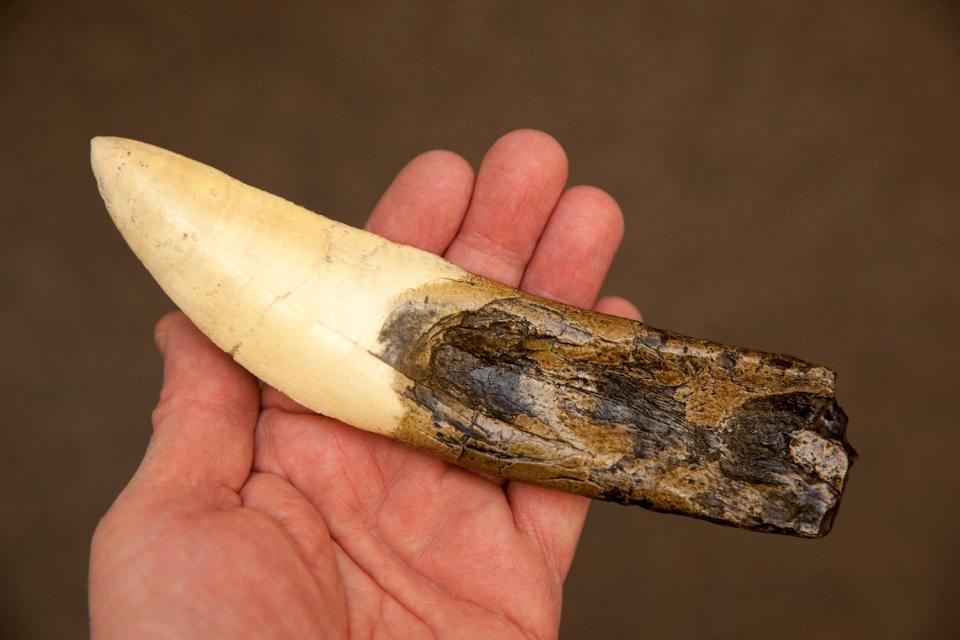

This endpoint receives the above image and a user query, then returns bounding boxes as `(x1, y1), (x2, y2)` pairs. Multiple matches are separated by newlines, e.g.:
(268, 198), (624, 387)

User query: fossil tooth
(92, 136), (854, 537)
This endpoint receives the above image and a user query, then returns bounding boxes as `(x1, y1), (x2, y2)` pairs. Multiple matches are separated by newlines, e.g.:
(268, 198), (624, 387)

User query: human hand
(89, 130), (642, 639)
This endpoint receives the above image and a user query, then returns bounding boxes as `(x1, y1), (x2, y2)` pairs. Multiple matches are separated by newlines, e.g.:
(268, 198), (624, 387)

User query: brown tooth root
(93, 136), (854, 539)
(381, 278), (854, 538)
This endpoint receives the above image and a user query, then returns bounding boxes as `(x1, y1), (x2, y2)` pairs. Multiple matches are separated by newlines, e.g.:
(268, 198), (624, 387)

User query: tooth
(92, 136), (854, 537)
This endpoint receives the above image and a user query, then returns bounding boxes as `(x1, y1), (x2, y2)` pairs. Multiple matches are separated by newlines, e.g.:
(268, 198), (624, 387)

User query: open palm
(90, 130), (641, 639)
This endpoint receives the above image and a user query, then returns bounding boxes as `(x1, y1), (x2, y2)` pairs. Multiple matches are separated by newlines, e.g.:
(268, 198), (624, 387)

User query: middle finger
(443, 129), (568, 286)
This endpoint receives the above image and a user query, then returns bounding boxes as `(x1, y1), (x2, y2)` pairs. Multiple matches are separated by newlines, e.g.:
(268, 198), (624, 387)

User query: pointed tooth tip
(89, 137), (164, 208)
(91, 137), (120, 205)
(90, 135), (120, 154)
(90, 136), (133, 173)
(91, 136), (117, 179)
(90, 137), (159, 219)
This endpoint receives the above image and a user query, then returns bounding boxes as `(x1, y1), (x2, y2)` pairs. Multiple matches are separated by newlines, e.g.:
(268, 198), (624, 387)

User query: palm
(248, 410), (561, 638)
(90, 130), (640, 639)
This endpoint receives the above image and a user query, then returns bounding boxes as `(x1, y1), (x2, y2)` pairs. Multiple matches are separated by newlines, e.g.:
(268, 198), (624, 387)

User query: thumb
(131, 311), (259, 506)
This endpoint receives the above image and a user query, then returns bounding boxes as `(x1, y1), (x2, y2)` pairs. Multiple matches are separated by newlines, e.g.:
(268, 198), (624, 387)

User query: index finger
(364, 149), (474, 253)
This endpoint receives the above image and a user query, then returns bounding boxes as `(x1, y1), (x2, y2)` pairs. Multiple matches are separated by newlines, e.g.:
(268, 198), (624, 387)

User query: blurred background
(2, 1), (958, 637)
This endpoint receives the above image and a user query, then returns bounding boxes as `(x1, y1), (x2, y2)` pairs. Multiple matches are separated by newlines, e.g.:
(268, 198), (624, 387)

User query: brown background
(2, 1), (958, 637)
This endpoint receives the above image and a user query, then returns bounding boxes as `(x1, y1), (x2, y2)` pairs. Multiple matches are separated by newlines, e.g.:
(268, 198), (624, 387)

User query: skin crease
(88, 130), (643, 640)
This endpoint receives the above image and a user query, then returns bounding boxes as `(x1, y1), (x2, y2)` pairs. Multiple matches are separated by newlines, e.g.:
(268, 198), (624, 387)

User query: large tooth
(92, 135), (464, 434)
(92, 137), (854, 537)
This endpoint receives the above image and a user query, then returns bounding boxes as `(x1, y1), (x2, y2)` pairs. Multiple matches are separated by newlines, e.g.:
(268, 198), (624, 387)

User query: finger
(506, 295), (642, 580)
(594, 295), (643, 322)
(444, 129), (568, 286)
(135, 311), (259, 502)
(260, 384), (312, 413)
(520, 185), (624, 307)
(365, 149), (475, 253)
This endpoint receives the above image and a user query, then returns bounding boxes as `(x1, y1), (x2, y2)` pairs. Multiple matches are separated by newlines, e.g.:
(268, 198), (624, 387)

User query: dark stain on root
(379, 276), (855, 537)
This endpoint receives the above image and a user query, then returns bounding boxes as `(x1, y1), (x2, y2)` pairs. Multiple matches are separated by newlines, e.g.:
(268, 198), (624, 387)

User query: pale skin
(89, 130), (643, 640)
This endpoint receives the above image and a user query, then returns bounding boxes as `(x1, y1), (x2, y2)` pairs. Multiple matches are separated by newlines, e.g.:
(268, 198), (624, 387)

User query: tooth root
(92, 137), (854, 537)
